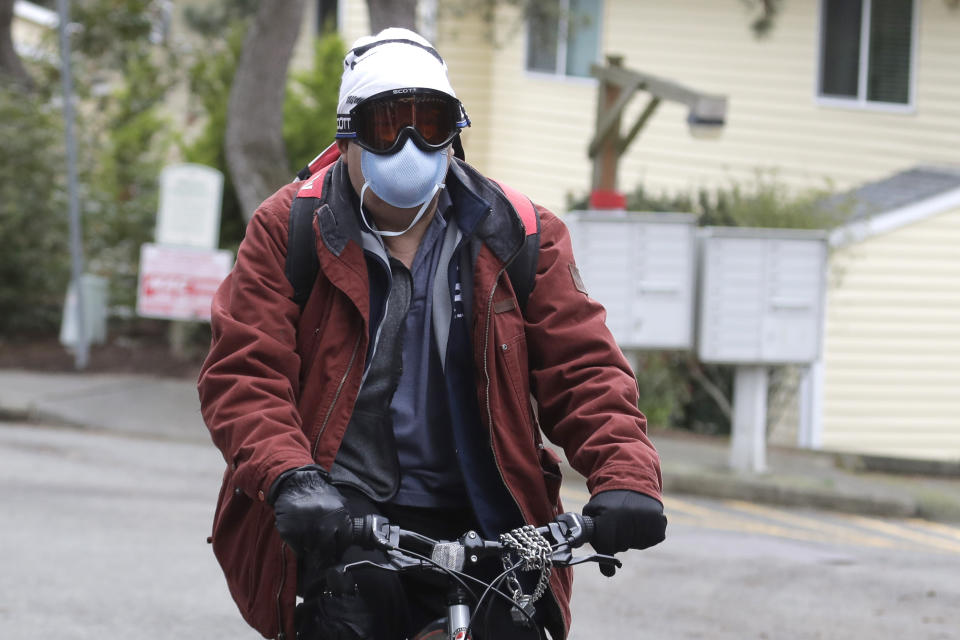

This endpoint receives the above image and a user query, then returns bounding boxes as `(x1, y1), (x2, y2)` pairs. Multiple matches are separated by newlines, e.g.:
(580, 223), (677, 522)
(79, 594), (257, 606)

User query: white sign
(566, 210), (697, 349)
(136, 244), (232, 321)
(697, 228), (827, 364)
(155, 163), (224, 249)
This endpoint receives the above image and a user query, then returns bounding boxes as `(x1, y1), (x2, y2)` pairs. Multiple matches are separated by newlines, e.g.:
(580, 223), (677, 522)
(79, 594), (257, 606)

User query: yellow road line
(665, 497), (882, 546)
(839, 515), (960, 555)
(721, 500), (905, 550)
(563, 489), (960, 554)
(905, 518), (960, 543)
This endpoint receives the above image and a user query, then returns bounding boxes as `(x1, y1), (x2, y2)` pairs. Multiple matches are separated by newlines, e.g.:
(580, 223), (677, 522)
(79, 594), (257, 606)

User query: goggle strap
(348, 39), (444, 68)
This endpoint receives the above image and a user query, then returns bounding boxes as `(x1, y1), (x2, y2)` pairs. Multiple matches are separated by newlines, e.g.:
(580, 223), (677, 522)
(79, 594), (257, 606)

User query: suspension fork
(447, 586), (473, 640)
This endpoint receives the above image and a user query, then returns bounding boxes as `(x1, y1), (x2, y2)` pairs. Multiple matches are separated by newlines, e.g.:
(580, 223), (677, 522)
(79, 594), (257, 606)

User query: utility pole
(57, 0), (88, 369)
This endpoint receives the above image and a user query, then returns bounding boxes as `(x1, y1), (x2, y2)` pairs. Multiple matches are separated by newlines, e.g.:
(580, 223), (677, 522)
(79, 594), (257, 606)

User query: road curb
(662, 469), (918, 519)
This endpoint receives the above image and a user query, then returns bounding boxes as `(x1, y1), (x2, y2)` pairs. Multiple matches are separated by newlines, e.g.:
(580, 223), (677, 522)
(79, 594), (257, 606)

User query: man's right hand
(269, 465), (352, 562)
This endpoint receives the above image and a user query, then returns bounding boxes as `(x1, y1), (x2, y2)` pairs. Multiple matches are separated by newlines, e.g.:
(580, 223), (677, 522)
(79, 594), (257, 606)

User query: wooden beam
(588, 77), (644, 158)
(618, 96), (661, 154)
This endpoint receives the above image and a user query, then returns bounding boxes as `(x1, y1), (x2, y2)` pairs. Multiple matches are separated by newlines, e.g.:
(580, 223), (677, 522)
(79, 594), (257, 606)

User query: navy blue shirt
(389, 191), (469, 507)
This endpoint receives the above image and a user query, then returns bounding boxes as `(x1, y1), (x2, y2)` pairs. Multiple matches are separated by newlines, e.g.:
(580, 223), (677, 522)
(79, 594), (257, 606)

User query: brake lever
(342, 548), (427, 575)
(565, 552), (622, 577)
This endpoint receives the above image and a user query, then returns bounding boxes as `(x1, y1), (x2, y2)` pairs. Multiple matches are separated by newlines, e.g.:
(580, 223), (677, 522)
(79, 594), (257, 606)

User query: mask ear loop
(359, 182), (445, 238)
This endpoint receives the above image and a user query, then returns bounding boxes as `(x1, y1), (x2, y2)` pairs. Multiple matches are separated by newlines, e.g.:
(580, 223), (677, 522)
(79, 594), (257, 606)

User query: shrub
(0, 87), (71, 333)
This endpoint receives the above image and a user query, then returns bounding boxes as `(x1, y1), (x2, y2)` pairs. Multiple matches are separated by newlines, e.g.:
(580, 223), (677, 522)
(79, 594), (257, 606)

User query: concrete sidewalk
(2, 368), (958, 523)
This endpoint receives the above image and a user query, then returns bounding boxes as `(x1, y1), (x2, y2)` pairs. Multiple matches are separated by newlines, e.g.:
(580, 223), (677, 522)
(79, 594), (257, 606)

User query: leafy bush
(0, 87), (71, 333)
(569, 171), (845, 230)
(1, 0), (175, 335)
(81, 48), (171, 310)
(180, 20), (248, 252)
(284, 33), (346, 172)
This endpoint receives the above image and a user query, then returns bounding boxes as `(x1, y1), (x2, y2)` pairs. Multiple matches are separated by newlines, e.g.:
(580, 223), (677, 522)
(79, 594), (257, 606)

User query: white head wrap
(336, 28), (458, 136)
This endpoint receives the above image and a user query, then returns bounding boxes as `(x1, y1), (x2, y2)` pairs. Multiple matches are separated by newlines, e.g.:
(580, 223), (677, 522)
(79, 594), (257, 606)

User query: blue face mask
(358, 138), (448, 237)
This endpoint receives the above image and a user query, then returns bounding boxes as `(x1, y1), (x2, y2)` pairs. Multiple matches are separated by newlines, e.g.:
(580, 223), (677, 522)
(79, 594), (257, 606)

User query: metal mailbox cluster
(566, 210), (828, 472)
(565, 211), (828, 366)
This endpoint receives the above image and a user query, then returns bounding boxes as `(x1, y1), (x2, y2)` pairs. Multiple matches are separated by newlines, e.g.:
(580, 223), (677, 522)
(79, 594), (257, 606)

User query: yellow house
(323, 0), (960, 462)
(814, 166), (960, 462)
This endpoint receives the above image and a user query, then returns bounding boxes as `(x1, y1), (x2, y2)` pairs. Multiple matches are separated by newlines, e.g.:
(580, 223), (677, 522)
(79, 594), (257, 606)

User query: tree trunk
(366, 0), (417, 33)
(0, 0), (34, 89)
(225, 0), (305, 221)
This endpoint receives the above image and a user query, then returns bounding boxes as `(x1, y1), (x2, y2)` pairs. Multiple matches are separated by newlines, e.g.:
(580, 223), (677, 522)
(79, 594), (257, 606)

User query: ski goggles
(337, 88), (470, 155)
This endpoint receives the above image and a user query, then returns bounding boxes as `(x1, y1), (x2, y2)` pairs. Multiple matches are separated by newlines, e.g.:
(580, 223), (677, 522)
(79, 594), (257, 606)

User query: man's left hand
(583, 490), (667, 554)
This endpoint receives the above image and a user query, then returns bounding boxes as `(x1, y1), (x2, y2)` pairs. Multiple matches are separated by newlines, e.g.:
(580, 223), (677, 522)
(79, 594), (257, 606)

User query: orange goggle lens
(352, 92), (461, 153)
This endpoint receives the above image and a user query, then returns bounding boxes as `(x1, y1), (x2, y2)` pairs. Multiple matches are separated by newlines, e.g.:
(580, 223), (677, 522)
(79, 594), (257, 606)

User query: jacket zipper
(276, 542), (288, 640)
(312, 332), (362, 460)
(281, 332), (361, 637)
(482, 268), (569, 640)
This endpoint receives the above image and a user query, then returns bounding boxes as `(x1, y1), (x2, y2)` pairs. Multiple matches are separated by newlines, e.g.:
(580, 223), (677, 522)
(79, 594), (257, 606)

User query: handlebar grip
(350, 517), (366, 546)
(580, 514), (595, 543)
(349, 514), (392, 550)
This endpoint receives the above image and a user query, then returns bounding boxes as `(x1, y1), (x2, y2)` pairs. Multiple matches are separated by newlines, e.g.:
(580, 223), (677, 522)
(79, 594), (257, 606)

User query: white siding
(432, 0), (960, 214)
(821, 206), (960, 461)
(435, 12), (496, 172)
(340, 0), (370, 47)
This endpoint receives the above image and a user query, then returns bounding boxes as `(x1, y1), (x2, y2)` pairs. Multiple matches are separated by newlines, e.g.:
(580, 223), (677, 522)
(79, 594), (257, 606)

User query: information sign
(155, 163), (224, 249)
(136, 244), (232, 321)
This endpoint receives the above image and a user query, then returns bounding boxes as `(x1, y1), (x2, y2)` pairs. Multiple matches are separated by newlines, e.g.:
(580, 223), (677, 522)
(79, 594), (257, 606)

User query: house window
(526, 0), (602, 78)
(317, 0), (339, 33)
(818, 0), (915, 106)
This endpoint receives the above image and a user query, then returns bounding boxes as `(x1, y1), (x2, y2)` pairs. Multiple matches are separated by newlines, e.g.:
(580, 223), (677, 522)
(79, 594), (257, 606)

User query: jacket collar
(446, 158), (527, 265)
(315, 160), (364, 257)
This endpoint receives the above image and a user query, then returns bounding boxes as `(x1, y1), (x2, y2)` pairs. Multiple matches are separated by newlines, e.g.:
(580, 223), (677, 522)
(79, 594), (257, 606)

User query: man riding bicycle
(198, 27), (666, 640)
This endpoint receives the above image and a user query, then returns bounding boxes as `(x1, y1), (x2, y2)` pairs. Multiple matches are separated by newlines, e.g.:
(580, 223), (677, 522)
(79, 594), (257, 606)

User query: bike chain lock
(499, 524), (552, 621)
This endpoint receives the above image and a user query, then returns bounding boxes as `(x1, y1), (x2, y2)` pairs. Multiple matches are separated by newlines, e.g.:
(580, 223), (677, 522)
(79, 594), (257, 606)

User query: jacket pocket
(211, 471), (270, 617)
(500, 333), (530, 417)
(538, 445), (563, 509)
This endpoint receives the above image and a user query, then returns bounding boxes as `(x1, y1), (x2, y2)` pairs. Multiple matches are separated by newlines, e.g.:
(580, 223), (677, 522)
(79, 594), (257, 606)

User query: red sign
(136, 243), (233, 321)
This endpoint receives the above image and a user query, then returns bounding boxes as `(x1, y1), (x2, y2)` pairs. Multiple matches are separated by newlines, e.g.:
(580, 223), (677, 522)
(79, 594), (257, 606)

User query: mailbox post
(697, 228), (828, 472)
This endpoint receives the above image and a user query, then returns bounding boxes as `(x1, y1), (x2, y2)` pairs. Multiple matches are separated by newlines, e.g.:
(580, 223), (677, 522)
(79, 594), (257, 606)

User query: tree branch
(686, 357), (732, 422)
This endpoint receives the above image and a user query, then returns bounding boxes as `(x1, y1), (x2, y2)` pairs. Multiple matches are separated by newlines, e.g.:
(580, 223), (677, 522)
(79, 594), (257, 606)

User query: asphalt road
(1, 422), (958, 639)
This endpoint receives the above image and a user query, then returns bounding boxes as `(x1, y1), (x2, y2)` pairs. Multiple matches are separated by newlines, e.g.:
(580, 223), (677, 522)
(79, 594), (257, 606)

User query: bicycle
(339, 511), (622, 640)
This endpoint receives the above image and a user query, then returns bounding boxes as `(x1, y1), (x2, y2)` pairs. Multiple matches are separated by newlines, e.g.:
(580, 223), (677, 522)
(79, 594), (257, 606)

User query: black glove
(583, 490), (667, 554)
(269, 465), (352, 562)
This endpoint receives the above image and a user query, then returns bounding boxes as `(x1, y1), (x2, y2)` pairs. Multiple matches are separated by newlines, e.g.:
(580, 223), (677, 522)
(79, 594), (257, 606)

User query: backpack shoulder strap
(492, 179), (540, 314)
(285, 163), (542, 315)
(285, 163), (334, 309)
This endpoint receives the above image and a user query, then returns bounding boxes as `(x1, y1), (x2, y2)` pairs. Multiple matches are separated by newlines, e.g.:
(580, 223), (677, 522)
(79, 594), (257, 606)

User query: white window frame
(815, 0), (919, 114)
(524, 0), (603, 83)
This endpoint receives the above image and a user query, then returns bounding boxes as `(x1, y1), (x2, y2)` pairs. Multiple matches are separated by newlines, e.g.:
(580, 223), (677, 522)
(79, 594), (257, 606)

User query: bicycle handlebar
(344, 511), (619, 576)
(333, 512), (621, 638)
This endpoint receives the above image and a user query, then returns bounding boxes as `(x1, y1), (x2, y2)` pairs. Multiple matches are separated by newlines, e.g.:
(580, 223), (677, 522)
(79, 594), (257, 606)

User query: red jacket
(198, 160), (662, 639)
